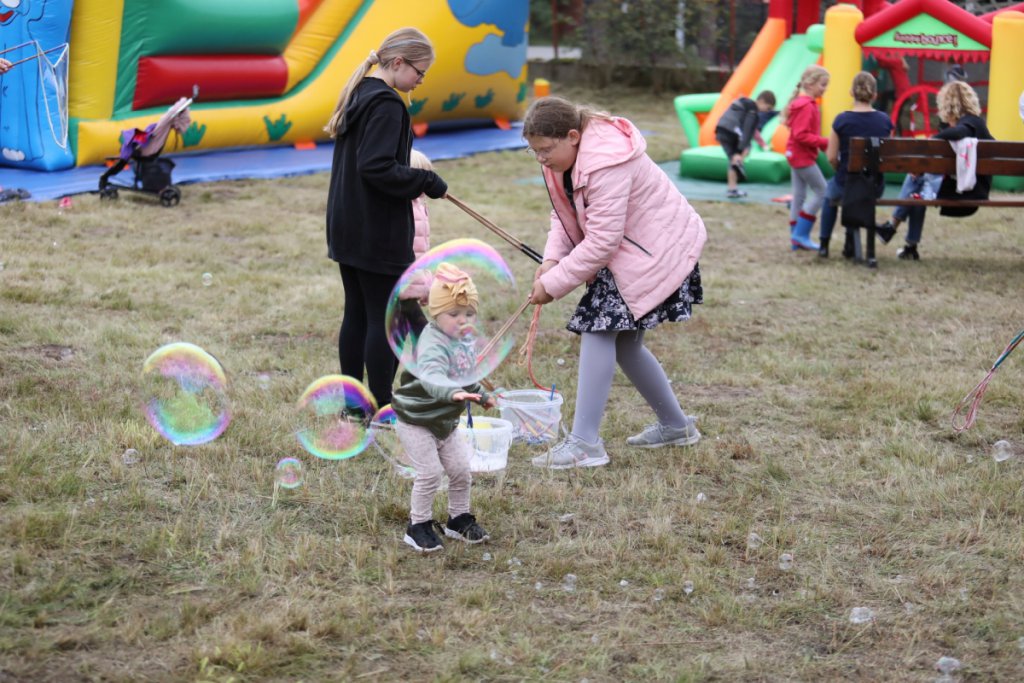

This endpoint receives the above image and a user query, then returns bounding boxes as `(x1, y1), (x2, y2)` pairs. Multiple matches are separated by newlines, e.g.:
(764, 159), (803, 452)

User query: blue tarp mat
(0, 123), (527, 203)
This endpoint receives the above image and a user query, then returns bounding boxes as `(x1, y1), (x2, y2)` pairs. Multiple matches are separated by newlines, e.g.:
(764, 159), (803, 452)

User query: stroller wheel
(99, 186), (119, 201)
(159, 186), (181, 207)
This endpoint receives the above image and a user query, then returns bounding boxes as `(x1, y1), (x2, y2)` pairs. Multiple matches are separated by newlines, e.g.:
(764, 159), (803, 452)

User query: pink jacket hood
(538, 116), (706, 319)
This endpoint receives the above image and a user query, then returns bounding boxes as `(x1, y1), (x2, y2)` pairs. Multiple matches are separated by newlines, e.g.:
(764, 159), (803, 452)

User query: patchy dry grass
(2, 83), (1024, 682)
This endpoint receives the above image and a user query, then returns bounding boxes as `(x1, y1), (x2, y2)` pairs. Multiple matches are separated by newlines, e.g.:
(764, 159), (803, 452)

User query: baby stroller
(98, 97), (191, 207)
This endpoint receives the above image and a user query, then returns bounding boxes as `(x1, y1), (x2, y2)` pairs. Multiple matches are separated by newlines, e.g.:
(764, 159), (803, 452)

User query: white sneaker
(531, 434), (610, 469)
(626, 421), (700, 448)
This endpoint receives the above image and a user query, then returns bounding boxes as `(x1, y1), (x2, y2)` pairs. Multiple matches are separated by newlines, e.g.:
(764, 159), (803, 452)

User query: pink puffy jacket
(538, 116), (707, 319)
(401, 196), (432, 300)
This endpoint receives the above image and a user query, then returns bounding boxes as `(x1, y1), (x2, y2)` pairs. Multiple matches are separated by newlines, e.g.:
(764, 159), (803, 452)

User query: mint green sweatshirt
(391, 323), (490, 439)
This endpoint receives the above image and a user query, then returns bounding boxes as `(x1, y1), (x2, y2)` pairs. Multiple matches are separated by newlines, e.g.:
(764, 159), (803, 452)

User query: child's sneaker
(531, 434), (609, 469)
(404, 520), (444, 553)
(444, 513), (490, 544)
(626, 421), (701, 448)
(726, 188), (747, 199)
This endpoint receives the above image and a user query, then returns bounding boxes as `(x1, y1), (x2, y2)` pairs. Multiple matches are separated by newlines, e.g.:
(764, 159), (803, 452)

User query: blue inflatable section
(0, 0), (73, 171)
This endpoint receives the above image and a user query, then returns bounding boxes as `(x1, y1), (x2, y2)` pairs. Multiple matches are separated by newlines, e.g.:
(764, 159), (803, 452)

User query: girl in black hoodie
(324, 27), (448, 407)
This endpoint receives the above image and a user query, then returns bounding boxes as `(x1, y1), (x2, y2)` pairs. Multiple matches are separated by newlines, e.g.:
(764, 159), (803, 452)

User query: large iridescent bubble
(141, 342), (231, 446)
(385, 238), (517, 389)
(295, 375), (377, 460)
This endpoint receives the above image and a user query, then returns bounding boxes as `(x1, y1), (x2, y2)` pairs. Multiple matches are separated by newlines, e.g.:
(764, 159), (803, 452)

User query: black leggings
(338, 264), (401, 408)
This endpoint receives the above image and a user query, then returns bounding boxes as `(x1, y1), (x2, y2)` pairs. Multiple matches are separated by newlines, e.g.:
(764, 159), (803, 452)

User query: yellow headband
(428, 262), (478, 317)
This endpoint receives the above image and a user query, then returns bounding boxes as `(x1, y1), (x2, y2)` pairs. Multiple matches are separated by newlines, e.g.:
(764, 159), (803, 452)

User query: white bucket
(457, 415), (513, 473)
(497, 390), (563, 444)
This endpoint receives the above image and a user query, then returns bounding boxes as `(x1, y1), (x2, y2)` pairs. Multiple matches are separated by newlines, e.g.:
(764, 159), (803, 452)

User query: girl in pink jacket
(783, 65), (830, 251)
(524, 96), (707, 469)
(396, 149), (434, 337)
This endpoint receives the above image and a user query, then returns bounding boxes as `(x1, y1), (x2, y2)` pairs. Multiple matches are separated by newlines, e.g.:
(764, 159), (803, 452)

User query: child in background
(392, 263), (495, 552)
(523, 96), (706, 469)
(715, 90), (777, 199)
(396, 149), (435, 335)
(819, 71), (893, 258)
(876, 80), (993, 261)
(783, 65), (830, 251)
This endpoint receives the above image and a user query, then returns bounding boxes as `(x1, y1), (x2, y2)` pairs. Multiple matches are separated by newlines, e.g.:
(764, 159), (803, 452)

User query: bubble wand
(951, 326), (1024, 432)
(446, 194), (544, 264)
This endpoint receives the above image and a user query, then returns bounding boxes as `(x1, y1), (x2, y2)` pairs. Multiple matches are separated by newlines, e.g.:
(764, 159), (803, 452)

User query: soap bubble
(202, 272), (213, 287)
(695, 492), (707, 503)
(992, 440), (1014, 462)
(746, 532), (763, 550)
(848, 607), (875, 624)
(683, 580), (694, 595)
(121, 448), (139, 465)
(141, 342), (230, 446)
(369, 404), (413, 478)
(385, 239), (517, 389)
(779, 553), (794, 571)
(562, 574), (577, 592)
(275, 457), (303, 489)
(295, 375), (376, 460)
(935, 656), (961, 675)
(653, 588), (665, 602)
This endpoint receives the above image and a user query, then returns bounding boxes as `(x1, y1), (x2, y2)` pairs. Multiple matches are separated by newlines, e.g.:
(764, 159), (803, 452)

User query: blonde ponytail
(324, 27), (434, 138)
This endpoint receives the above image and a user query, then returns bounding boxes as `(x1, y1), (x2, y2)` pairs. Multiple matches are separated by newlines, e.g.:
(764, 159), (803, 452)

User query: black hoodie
(325, 77), (447, 274)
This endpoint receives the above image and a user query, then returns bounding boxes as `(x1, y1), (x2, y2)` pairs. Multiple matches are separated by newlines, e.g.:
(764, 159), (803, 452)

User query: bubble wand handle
(476, 298), (532, 364)
(6, 45), (66, 67)
(447, 194), (544, 264)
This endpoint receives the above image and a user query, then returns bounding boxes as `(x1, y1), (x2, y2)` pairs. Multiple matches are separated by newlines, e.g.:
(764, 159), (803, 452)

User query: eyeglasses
(408, 62), (426, 80)
(526, 139), (563, 160)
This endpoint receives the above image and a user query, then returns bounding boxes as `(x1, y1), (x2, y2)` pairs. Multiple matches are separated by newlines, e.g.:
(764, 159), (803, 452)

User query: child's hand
(535, 259), (557, 282)
(482, 396), (498, 410)
(530, 280), (553, 305)
(452, 390), (481, 403)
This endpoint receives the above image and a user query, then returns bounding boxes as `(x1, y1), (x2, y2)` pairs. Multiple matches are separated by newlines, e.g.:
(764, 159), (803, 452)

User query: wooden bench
(845, 137), (1024, 266)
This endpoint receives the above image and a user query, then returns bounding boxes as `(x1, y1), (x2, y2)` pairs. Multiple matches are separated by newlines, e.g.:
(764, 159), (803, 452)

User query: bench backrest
(848, 138), (1024, 176)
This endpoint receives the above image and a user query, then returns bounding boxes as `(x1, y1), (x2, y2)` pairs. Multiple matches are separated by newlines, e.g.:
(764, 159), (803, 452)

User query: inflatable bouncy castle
(675, 0), (1024, 188)
(0, 0), (529, 171)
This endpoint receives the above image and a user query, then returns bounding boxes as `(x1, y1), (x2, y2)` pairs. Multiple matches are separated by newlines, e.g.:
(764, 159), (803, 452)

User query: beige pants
(395, 421), (472, 524)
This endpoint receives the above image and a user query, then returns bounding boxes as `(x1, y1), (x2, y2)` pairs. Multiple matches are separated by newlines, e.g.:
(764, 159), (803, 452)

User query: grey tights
(571, 330), (688, 444)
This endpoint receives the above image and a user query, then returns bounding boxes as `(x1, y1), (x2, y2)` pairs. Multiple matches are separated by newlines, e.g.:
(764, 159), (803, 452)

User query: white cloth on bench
(949, 137), (977, 193)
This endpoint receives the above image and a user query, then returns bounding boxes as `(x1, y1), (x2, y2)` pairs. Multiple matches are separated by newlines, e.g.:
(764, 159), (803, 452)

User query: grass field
(3, 83), (1024, 682)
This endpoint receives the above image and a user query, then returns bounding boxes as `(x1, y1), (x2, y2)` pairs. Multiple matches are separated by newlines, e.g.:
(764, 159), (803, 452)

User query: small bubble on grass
(482, 552), (492, 561)
(121, 448), (139, 465)
(556, 358), (565, 366)
(202, 272), (213, 287)
(779, 553), (794, 571)
(652, 588), (665, 602)
(561, 574), (577, 592)
(848, 607), (875, 624)
(619, 579), (629, 587)
(992, 439), (1014, 462)
(507, 557), (521, 568)
(935, 656), (961, 676)
(558, 513), (575, 523)
(747, 532), (763, 550)
(683, 580), (694, 595)
(534, 581), (543, 591)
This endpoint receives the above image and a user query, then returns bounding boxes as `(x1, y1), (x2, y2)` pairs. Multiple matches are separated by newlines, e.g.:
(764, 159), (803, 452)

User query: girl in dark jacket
(877, 80), (993, 261)
(324, 27), (448, 407)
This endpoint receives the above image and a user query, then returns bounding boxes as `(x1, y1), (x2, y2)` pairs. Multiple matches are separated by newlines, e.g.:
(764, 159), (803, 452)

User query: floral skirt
(566, 263), (702, 334)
